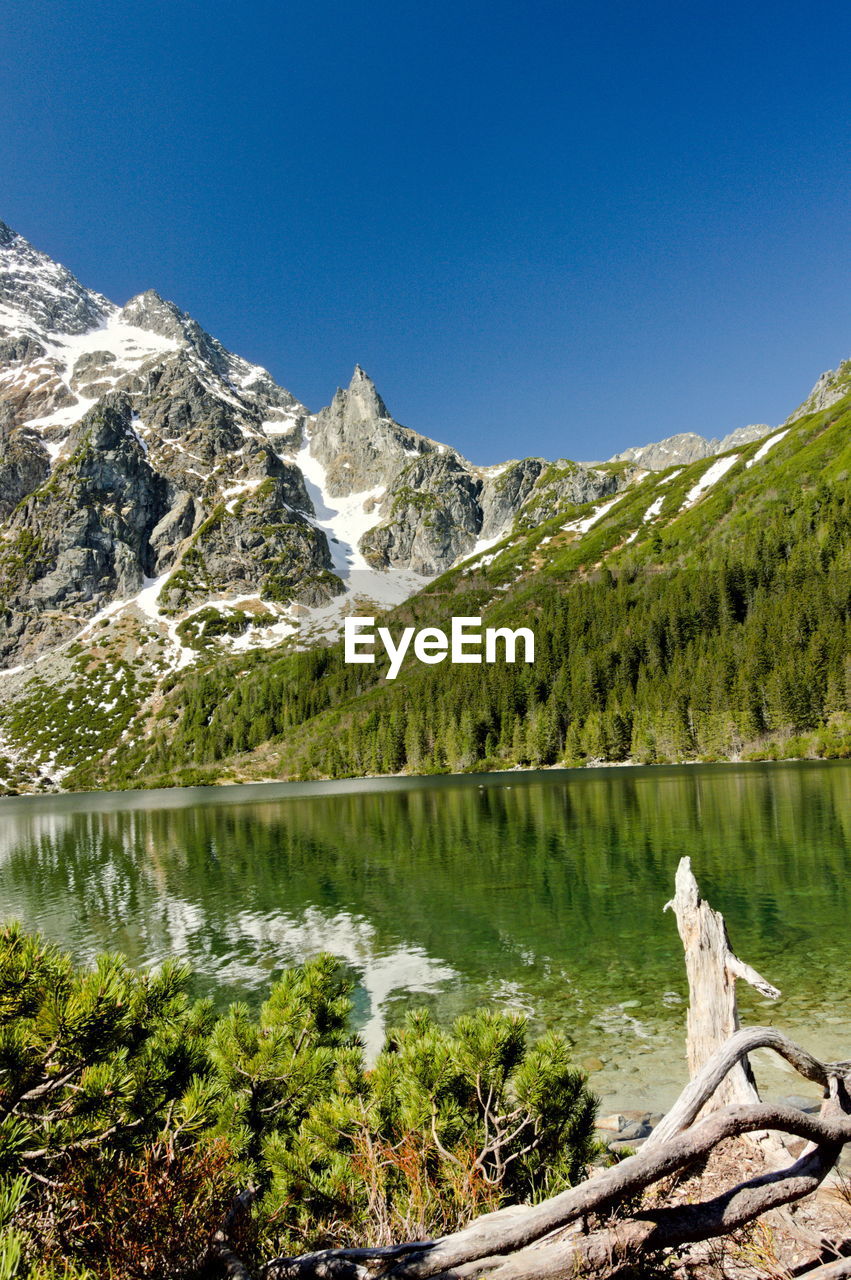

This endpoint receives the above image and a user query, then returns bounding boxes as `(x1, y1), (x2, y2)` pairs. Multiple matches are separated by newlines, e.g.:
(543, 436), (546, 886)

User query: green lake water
(1, 761), (849, 1113)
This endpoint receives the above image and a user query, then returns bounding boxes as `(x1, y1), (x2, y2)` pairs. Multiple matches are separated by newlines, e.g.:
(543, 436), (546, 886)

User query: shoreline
(2, 750), (844, 808)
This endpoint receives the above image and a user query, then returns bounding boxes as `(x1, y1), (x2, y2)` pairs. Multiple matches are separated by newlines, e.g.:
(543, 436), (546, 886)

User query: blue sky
(2, 0), (850, 463)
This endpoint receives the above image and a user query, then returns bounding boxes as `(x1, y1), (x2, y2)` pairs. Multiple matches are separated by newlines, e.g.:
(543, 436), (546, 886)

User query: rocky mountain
(0, 219), (627, 670)
(1, 217), (845, 793)
(79, 362), (851, 793)
(608, 423), (773, 470)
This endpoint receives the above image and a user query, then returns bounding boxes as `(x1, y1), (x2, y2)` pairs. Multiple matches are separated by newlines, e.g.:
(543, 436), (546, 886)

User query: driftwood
(662, 855), (780, 1113)
(212, 866), (851, 1280)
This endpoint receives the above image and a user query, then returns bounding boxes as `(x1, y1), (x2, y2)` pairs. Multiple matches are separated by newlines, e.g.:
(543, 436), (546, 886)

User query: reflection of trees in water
(0, 763), (848, 1030)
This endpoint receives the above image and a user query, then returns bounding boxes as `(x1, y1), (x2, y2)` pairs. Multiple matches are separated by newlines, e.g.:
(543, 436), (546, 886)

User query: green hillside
(58, 384), (851, 792)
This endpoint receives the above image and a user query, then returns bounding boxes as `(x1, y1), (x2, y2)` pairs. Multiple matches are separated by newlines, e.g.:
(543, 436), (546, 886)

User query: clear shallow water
(1, 761), (849, 1112)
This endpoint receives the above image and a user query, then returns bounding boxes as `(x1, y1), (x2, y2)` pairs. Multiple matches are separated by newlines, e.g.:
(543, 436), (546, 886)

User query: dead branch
(645, 1024), (844, 1150)
(249, 1051), (850, 1280)
(798, 1258), (851, 1280)
(211, 863), (850, 1280)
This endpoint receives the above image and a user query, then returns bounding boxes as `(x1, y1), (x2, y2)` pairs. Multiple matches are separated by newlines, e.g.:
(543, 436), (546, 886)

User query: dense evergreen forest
(99, 471), (851, 790)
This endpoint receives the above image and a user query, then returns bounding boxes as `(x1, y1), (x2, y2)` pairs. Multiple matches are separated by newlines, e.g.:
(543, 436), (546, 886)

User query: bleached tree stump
(661, 855), (780, 1114)
(210, 862), (851, 1279)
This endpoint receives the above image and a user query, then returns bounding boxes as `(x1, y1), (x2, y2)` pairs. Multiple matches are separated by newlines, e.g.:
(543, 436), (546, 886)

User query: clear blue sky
(2, 0), (850, 463)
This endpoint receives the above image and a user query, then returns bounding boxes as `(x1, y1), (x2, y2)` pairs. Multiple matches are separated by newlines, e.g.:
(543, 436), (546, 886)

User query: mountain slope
(0, 220), (631, 672)
(0, 218), (848, 791)
(35, 368), (851, 792)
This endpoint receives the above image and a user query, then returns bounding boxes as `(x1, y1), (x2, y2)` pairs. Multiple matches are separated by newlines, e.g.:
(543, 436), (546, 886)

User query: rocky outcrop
(514, 461), (619, 529)
(0, 330), (78, 425)
(361, 453), (482, 573)
(0, 220), (112, 335)
(0, 395), (170, 663)
(157, 480), (338, 614)
(610, 432), (712, 470)
(120, 356), (246, 460)
(309, 366), (440, 496)
(786, 360), (851, 423)
(478, 460), (545, 538)
(0, 424), (50, 518)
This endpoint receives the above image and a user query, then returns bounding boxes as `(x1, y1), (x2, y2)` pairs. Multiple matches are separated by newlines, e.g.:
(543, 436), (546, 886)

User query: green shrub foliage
(0, 927), (596, 1274)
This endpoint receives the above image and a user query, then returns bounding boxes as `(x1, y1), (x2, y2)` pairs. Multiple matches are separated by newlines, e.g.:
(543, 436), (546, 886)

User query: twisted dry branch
(219, 1028), (851, 1280)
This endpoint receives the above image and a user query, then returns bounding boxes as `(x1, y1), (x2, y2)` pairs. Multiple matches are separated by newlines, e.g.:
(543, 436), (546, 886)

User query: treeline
(0, 925), (596, 1278)
(112, 481), (851, 785)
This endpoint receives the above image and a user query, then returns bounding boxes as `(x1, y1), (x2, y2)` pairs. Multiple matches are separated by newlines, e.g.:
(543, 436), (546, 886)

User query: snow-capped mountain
(0, 219), (625, 670)
(1, 219), (847, 793)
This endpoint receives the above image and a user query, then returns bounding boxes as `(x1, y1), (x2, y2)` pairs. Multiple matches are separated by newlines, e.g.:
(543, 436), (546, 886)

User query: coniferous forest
(96, 465), (851, 791)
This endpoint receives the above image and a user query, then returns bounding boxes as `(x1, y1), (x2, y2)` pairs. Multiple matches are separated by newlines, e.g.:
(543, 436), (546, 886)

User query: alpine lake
(1, 760), (849, 1115)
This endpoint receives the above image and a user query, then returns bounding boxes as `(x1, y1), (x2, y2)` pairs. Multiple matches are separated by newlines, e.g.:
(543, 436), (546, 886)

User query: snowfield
(680, 455), (739, 509)
(745, 429), (789, 468)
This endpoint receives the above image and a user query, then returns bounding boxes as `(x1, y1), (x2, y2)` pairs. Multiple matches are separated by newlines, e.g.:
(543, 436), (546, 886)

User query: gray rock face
(0, 329), (77, 425)
(0, 395), (170, 663)
(716, 423), (772, 452)
(119, 291), (243, 384)
(115, 354), (315, 516)
(158, 480), (337, 615)
(514, 460), (619, 528)
(0, 220), (113, 335)
(786, 360), (851, 423)
(478, 459), (544, 538)
(360, 453), (628, 573)
(69, 349), (118, 397)
(0, 426), (50, 518)
(361, 452), (483, 574)
(610, 432), (713, 470)
(0, 333), (47, 366)
(309, 366), (439, 496)
(149, 491), (199, 566)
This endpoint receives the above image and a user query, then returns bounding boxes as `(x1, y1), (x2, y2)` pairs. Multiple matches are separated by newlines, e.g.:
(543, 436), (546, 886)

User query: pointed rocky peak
(119, 289), (187, 340)
(0, 219), (114, 336)
(311, 367), (441, 497)
(786, 358), (851, 424)
(118, 288), (234, 380)
(334, 364), (391, 423)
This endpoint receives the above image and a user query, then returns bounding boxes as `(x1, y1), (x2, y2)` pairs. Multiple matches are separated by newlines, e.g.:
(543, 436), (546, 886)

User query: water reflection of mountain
(0, 763), (849, 1053)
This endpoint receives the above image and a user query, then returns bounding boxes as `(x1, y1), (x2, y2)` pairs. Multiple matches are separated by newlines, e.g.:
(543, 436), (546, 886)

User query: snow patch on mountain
(745, 429), (789, 468)
(294, 428), (384, 578)
(680, 455), (739, 510)
(562, 493), (624, 534)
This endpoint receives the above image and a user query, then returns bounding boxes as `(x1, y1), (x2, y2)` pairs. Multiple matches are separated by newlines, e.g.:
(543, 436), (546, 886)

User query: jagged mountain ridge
(0, 219), (848, 791)
(607, 424), (775, 470)
(0, 219), (626, 668)
(0, 218), (845, 675)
